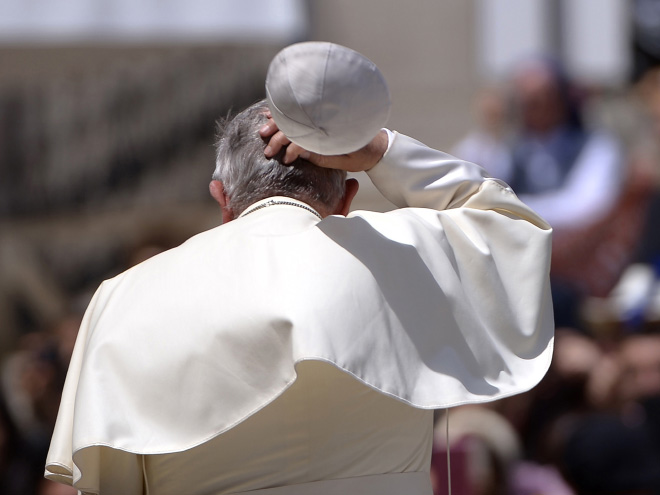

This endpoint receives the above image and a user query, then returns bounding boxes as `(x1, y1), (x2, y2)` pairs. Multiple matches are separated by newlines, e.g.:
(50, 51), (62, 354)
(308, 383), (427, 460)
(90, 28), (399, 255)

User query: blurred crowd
(2, 50), (660, 495)
(430, 56), (660, 494)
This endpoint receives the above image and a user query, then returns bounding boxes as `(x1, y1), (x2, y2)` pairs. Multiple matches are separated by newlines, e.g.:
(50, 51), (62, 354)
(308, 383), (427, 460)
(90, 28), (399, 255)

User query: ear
(209, 180), (234, 223)
(334, 178), (360, 216)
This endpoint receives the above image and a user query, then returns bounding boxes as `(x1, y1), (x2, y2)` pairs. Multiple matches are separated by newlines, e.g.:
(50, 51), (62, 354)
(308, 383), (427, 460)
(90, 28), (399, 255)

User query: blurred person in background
(454, 56), (631, 330)
(617, 335), (660, 448)
(477, 329), (603, 495)
(430, 405), (524, 495)
(0, 393), (39, 495)
(577, 65), (660, 334)
(633, 0), (660, 82)
(454, 57), (624, 234)
(430, 404), (574, 495)
(554, 333), (660, 494)
(441, 324), (660, 494)
(0, 237), (67, 355)
(37, 478), (77, 495)
(451, 86), (512, 181)
(508, 57), (627, 330)
(616, 67), (660, 330)
(506, 57), (623, 230)
(0, 310), (82, 494)
(502, 327), (660, 494)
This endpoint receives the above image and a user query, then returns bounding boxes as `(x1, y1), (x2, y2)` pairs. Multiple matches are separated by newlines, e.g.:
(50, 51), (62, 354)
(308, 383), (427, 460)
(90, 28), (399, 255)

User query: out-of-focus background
(1, 0), (660, 494)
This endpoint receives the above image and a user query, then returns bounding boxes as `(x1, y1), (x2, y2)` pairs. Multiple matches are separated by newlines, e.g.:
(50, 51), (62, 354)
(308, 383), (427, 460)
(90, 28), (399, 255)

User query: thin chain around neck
(241, 199), (323, 220)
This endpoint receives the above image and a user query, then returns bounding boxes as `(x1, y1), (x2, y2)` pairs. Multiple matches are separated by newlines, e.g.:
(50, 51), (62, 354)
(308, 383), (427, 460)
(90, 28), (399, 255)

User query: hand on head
(259, 117), (388, 173)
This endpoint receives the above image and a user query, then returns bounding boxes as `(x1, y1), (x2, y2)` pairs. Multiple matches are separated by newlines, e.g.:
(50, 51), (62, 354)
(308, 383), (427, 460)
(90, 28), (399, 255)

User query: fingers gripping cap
(265, 41), (391, 156)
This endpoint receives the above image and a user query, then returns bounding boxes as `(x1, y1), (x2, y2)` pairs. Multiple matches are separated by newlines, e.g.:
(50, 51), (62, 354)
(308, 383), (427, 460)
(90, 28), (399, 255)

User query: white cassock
(45, 131), (554, 495)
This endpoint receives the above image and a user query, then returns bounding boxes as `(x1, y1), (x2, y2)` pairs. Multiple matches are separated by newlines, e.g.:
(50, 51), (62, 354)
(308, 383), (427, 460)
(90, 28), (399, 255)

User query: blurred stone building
(0, 0), (632, 352)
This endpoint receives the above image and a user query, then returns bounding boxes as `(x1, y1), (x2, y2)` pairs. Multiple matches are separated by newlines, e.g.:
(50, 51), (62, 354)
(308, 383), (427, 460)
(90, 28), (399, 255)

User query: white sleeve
(368, 130), (551, 229)
(357, 130), (554, 403)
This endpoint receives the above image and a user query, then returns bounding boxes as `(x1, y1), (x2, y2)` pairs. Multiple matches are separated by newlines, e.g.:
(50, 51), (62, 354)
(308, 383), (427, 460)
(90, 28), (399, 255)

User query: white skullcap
(265, 41), (391, 156)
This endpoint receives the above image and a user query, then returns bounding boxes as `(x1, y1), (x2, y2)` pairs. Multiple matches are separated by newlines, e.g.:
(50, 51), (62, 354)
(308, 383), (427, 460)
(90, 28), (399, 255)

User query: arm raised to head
(259, 118), (389, 173)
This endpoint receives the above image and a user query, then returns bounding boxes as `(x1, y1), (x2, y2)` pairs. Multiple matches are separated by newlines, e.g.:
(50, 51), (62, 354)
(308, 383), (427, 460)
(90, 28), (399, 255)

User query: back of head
(213, 100), (346, 216)
(511, 55), (582, 133)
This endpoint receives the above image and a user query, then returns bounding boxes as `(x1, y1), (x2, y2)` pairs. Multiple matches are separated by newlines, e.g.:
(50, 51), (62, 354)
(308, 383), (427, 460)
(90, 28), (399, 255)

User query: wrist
(363, 130), (390, 171)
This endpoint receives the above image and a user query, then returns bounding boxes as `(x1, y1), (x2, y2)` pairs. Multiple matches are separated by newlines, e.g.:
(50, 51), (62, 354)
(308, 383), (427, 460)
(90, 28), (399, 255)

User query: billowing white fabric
(265, 41), (391, 155)
(45, 131), (554, 494)
(141, 361), (433, 495)
(47, 360), (433, 494)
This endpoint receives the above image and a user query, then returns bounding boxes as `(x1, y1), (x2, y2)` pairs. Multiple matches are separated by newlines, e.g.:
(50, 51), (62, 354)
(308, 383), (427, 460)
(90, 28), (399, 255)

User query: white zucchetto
(265, 41), (391, 156)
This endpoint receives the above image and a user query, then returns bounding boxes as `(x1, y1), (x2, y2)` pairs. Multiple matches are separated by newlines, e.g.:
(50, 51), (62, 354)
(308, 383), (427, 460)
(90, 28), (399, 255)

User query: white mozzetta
(46, 132), (553, 494)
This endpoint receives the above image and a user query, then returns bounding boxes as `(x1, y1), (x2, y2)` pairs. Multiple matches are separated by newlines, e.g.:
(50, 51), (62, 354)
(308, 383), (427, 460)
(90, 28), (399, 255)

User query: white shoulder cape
(45, 132), (554, 489)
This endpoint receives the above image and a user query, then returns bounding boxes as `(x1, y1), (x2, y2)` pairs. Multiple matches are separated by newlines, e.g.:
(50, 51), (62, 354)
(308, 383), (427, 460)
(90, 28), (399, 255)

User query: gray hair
(213, 100), (347, 216)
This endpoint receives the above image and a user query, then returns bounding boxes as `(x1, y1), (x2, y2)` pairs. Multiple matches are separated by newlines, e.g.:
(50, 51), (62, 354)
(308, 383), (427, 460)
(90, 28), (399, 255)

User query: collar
(238, 196), (323, 221)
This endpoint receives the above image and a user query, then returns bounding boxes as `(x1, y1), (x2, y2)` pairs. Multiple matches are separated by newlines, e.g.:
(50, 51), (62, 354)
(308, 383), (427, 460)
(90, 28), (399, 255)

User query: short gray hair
(213, 100), (347, 216)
